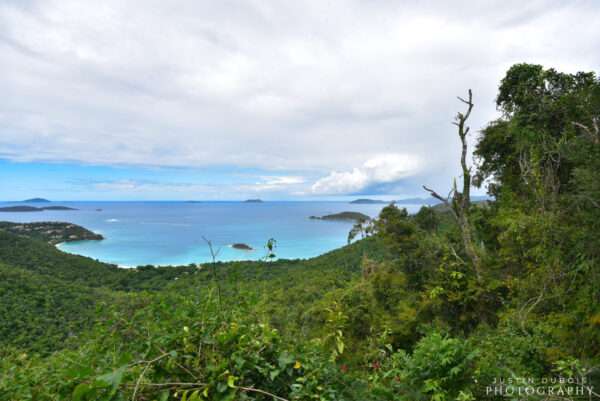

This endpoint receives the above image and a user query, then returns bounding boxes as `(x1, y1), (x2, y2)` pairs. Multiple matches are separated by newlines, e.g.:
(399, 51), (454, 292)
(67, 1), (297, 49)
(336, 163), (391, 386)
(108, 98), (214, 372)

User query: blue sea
(0, 201), (421, 267)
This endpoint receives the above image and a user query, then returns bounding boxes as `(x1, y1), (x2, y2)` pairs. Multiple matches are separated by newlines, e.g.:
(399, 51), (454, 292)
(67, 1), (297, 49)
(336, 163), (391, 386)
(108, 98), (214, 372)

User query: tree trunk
(424, 89), (482, 281)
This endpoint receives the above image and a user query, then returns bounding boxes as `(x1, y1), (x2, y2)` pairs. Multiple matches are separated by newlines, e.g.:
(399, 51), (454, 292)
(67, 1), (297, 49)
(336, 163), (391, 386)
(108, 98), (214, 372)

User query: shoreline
(7, 202), (394, 268)
(53, 238), (332, 269)
(55, 241), (134, 269)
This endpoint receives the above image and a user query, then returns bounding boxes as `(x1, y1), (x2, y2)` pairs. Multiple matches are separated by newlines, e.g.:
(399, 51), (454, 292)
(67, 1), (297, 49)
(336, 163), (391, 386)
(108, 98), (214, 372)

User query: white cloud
(88, 175), (306, 198)
(239, 175), (306, 192)
(92, 179), (215, 194)
(311, 169), (369, 195)
(1, 0), (599, 196)
(262, 176), (305, 186)
(311, 154), (420, 195)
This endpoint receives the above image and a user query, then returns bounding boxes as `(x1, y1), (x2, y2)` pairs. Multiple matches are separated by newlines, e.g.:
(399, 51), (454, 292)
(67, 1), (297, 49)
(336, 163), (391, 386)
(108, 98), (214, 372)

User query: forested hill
(0, 221), (102, 244)
(0, 229), (195, 290)
(2, 63), (600, 401)
(0, 226), (386, 354)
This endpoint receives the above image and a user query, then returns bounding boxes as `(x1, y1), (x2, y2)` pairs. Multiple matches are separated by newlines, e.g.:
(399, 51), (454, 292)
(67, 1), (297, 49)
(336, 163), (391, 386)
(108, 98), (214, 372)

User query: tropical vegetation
(1, 63), (599, 400)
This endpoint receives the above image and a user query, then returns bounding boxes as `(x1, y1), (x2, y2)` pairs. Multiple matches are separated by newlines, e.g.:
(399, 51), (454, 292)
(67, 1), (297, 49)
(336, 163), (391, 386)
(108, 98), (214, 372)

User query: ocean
(0, 201), (421, 267)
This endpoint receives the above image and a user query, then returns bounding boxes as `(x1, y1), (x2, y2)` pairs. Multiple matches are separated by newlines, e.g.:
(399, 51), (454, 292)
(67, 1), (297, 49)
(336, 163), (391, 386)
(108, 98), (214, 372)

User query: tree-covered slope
(2, 63), (600, 401)
(0, 263), (111, 353)
(0, 230), (202, 290)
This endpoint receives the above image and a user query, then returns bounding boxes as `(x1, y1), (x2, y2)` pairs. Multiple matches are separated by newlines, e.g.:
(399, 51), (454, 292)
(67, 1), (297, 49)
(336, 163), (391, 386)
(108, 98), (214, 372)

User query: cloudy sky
(1, 0), (599, 200)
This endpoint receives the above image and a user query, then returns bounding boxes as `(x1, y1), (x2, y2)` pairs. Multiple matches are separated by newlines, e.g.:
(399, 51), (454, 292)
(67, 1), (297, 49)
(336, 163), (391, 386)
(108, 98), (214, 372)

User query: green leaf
(278, 352), (294, 368)
(217, 382), (228, 393)
(66, 366), (93, 379)
(336, 339), (345, 355)
(72, 383), (91, 401)
(95, 365), (127, 396)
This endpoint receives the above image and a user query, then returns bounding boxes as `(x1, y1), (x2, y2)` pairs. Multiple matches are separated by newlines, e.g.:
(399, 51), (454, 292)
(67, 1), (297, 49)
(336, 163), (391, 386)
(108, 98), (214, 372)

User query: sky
(1, 0), (599, 201)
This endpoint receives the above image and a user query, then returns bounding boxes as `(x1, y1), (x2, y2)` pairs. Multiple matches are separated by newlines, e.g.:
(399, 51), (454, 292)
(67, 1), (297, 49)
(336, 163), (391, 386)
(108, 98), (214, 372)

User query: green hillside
(1, 63), (600, 400)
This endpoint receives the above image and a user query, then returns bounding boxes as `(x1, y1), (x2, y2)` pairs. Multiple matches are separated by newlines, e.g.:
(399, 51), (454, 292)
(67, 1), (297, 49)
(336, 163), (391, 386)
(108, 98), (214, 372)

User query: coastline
(55, 241), (134, 269)
(3, 201), (394, 266)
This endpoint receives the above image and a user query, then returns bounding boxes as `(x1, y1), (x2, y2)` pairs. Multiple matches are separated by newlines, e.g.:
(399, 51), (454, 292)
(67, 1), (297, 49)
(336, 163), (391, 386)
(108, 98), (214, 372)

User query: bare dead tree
(202, 236), (222, 309)
(423, 89), (482, 281)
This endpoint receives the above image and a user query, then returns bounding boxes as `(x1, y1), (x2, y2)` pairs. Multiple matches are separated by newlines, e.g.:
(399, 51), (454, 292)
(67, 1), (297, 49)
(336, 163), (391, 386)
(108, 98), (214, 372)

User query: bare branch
(423, 185), (450, 204)
(157, 346), (200, 381)
(423, 185), (457, 219)
(572, 120), (600, 144)
(201, 236), (221, 262)
(462, 89), (474, 122)
(201, 236), (222, 309)
(132, 353), (171, 401)
(237, 386), (290, 401)
(126, 382), (206, 387)
(448, 245), (465, 265)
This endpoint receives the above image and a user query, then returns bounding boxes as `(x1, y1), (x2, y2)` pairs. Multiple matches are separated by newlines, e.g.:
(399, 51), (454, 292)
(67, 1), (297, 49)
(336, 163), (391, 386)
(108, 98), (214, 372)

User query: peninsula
(0, 205), (78, 212)
(0, 222), (103, 245)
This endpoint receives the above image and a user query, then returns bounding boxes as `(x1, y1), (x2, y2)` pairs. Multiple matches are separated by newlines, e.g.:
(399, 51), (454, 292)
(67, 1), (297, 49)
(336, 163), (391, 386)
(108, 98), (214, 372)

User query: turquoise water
(0, 201), (420, 267)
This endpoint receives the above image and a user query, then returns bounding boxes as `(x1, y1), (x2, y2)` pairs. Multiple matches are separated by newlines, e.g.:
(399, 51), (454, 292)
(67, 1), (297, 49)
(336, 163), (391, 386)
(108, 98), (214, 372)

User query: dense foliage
(1, 63), (599, 400)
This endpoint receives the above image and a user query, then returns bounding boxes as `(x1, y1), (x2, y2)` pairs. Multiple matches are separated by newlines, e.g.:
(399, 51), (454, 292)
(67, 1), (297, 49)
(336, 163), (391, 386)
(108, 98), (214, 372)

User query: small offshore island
(231, 243), (253, 250)
(350, 197), (442, 205)
(0, 205), (78, 212)
(310, 211), (370, 222)
(21, 197), (51, 203)
(0, 222), (103, 245)
(349, 198), (388, 204)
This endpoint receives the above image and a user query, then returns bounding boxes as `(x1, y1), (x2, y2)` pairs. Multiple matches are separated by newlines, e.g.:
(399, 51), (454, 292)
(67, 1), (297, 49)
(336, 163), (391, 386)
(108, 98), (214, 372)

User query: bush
(370, 332), (478, 401)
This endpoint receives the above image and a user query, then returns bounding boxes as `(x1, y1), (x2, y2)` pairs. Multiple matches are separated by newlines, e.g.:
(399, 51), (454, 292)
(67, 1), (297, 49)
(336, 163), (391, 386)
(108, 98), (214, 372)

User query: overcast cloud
(1, 0), (599, 198)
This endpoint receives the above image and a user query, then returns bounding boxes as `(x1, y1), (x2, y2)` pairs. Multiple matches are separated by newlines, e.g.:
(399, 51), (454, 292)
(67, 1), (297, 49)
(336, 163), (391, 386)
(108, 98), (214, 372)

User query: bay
(0, 201), (420, 266)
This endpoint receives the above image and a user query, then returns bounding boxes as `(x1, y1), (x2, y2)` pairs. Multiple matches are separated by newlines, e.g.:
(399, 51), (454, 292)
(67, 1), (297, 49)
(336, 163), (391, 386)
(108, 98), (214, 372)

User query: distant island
(244, 199), (264, 203)
(231, 243), (253, 250)
(22, 198), (51, 203)
(395, 196), (489, 205)
(349, 199), (389, 204)
(310, 211), (370, 222)
(0, 205), (78, 212)
(41, 206), (78, 211)
(394, 197), (441, 205)
(349, 196), (490, 206)
(349, 197), (442, 205)
(0, 222), (103, 245)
